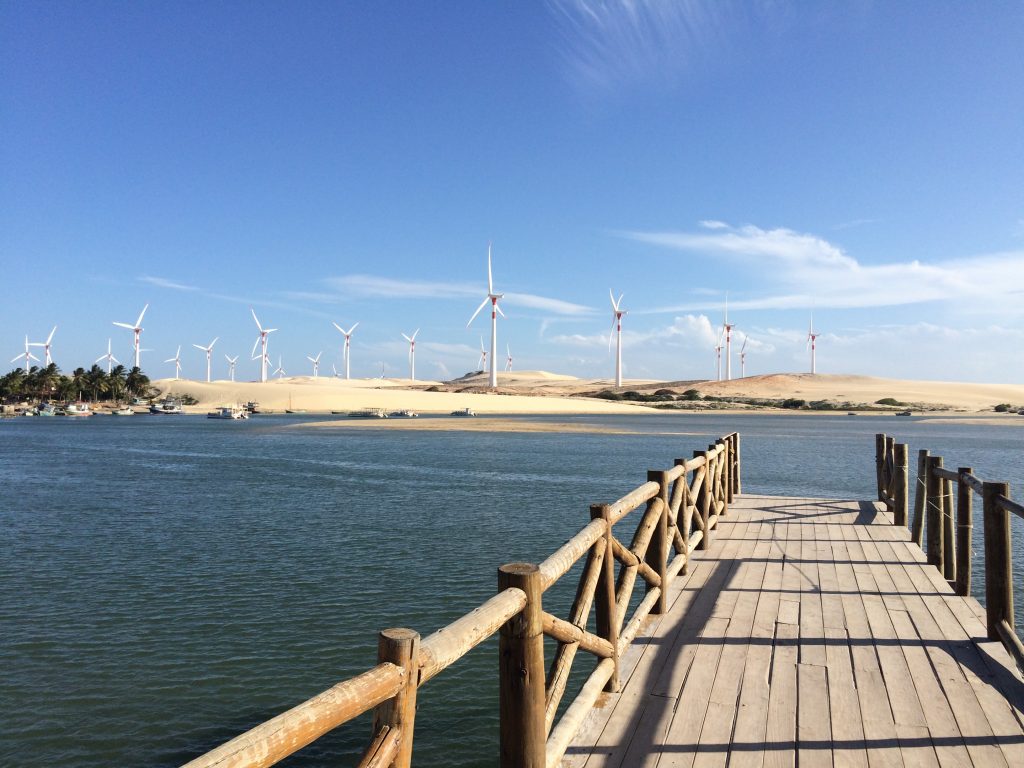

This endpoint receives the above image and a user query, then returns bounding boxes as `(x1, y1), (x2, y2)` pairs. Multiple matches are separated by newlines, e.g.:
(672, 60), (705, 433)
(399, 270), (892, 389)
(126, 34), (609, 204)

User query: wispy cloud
(833, 217), (880, 231)
(139, 275), (198, 292)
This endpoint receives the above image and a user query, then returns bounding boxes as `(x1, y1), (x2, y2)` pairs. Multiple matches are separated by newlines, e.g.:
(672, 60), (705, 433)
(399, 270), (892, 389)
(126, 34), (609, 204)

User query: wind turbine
(96, 338), (120, 374)
(467, 242), (504, 388)
(401, 329), (419, 380)
(609, 290), (627, 387)
(29, 326), (57, 366)
(332, 322), (359, 379)
(715, 332), (724, 381)
(113, 304), (149, 369)
(164, 346), (182, 380)
(477, 336), (488, 371)
(722, 297), (735, 381)
(10, 336), (40, 370)
(250, 309), (277, 383)
(225, 354), (238, 382)
(273, 357), (286, 378)
(192, 337), (219, 382)
(807, 314), (821, 374)
(332, 363), (339, 377)
(740, 334), (749, 378)
(307, 351), (322, 377)
(505, 344), (513, 372)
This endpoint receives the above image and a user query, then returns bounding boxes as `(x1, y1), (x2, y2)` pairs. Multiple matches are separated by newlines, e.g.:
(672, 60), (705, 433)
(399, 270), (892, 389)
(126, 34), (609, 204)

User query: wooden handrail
(182, 431), (741, 768)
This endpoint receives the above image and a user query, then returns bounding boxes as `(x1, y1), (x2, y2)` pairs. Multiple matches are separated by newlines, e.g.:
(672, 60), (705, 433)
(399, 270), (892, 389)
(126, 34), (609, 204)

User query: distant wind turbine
(96, 338), (120, 374)
(332, 322), (359, 379)
(164, 346), (182, 380)
(722, 297), (735, 381)
(715, 332), (724, 381)
(29, 326), (57, 366)
(113, 304), (149, 369)
(467, 242), (504, 388)
(250, 309), (277, 383)
(192, 337), (219, 382)
(402, 329), (419, 380)
(807, 314), (821, 374)
(740, 334), (749, 378)
(273, 357), (286, 378)
(307, 351), (322, 377)
(505, 344), (513, 372)
(609, 290), (627, 387)
(225, 354), (238, 382)
(10, 335), (40, 370)
(332, 363), (338, 377)
(477, 336), (487, 371)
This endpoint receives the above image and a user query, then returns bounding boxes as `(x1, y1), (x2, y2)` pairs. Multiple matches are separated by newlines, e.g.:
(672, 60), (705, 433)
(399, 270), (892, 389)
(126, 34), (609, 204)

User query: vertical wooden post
(674, 459), (691, 572)
(647, 470), (670, 614)
(715, 440), (729, 517)
(884, 436), (895, 500)
(911, 449), (929, 546)
(590, 503), (620, 692)
(955, 468), (973, 597)
(694, 450), (711, 549)
(875, 433), (887, 501)
(942, 477), (956, 582)
(726, 435), (735, 503)
(893, 443), (909, 527)
(498, 563), (545, 768)
(373, 628), (420, 768)
(982, 482), (1013, 642)
(734, 432), (742, 494)
(925, 455), (944, 572)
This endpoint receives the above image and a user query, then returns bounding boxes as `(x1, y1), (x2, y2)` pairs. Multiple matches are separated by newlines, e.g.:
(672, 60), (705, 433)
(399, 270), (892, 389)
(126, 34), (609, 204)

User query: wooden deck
(564, 494), (1024, 768)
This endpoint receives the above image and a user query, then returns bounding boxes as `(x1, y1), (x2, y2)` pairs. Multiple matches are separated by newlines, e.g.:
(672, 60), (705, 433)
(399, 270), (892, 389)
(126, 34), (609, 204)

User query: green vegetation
(875, 397), (907, 407)
(164, 392), (199, 405)
(994, 403), (1015, 413)
(681, 389), (703, 401)
(0, 363), (153, 404)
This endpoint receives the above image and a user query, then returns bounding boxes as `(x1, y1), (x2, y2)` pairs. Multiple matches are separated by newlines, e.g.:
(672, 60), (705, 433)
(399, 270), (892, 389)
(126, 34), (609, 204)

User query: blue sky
(3, 2), (1023, 383)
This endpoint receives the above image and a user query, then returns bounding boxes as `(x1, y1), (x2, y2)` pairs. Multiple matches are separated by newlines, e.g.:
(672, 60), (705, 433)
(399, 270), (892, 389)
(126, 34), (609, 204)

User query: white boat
(349, 408), (388, 418)
(64, 403), (93, 417)
(111, 406), (135, 416)
(388, 409), (418, 418)
(37, 403), (58, 417)
(150, 398), (184, 414)
(207, 405), (249, 420)
(450, 407), (476, 417)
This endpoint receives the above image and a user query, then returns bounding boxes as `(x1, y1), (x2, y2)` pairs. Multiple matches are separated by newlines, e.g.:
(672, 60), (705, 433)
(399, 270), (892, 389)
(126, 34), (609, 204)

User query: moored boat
(450, 407), (476, 417)
(111, 406), (135, 416)
(37, 403), (58, 417)
(207, 405), (249, 420)
(388, 409), (418, 418)
(150, 398), (184, 414)
(349, 408), (388, 418)
(64, 402), (94, 417)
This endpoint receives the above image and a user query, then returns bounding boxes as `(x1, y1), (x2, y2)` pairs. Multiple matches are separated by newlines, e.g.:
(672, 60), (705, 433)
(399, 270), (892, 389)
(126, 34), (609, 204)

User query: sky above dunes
(2, 2), (1023, 383)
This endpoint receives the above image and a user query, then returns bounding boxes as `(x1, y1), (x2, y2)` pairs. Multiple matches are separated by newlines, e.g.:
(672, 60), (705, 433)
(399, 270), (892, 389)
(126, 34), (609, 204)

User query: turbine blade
(210, 337), (218, 348)
(487, 242), (494, 294)
(401, 333), (412, 343)
(47, 326), (56, 344)
(192, 344), (205, 351)
(411, 328), (419, 341)
(350, 322), (359, 334)
(136, 304), (149, 327)
(111, 355), (120, 364)
(112, 321), (134, 329)
(265, 328), (278, 334)
(495, 303), (505, 318)
(609, 288), (617, 310)
(467, 296), (489, 327)
(251, 307), (262, 332)
(609, 316), (617, 352)
(332, 321), (345, 334)
(95, 354), (106, 364)
(251, 337), (261, 358)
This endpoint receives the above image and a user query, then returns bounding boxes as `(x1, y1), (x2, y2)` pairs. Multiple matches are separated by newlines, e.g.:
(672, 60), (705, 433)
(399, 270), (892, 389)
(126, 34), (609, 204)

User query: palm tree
(126, 366), (150, 399)
(108, 364), (127, 403)
(70, 367), (87, 402)
(86, 364), (109, 403)
(1, 368), (27, 402)
(36, 363), (61, 401)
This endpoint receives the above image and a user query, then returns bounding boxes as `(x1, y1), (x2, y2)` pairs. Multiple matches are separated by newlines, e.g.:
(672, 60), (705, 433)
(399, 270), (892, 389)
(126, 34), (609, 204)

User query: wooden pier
(181, 432), (1024, 768)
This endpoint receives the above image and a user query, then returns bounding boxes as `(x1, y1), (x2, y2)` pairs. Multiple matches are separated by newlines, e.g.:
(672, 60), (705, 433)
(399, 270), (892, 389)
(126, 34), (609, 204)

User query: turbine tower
(96, 339), (120, 374)
(715, 332), (723, 381)
(29, 326), (57, 366)
(192, 337), (219, 383)
(723, 298), (734, 381)
(113, 304), (149, 369)
(10, 336), (40, 370)
(609, 290), (627, 387)
(467, 242), (504, 388)
(807, 314), (821, 374)
(164, 346), (182, 380)
(307, 351), (322, 377)
(250, 309), (277, 383)
(477, 336), (487, 371)
(402, 329), (419, 380)
(505, 344), (513, 372)
(225, 354), (238, 382)
(332, 322), (359, 379)
(740, 334), (749, 378)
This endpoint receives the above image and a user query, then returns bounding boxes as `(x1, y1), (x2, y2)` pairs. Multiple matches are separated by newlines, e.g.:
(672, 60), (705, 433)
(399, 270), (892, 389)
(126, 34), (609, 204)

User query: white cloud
(503, 293), (594, 316)
(139, 276), (198, 292)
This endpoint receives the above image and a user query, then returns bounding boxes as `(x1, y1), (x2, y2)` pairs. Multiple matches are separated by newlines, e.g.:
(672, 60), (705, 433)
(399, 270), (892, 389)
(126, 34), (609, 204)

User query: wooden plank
(764, 622), (798, 768)
(824, 626), (868, 768)
(797, 663), (832, 768)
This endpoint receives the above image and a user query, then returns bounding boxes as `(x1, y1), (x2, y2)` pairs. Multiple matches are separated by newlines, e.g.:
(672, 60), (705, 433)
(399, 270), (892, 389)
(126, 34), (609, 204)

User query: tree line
(0, 363), (154, 404)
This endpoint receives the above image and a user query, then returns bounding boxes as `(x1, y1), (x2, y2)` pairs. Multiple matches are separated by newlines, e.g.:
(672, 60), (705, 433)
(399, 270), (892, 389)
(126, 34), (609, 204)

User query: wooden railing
(182, 432), (741, 768)
(875, 432), (1024, 672)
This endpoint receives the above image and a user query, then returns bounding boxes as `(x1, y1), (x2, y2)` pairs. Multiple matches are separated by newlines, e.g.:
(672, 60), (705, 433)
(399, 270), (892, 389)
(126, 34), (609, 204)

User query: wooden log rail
(182, 432), (741, 768)
(876, 432), (1024, 673)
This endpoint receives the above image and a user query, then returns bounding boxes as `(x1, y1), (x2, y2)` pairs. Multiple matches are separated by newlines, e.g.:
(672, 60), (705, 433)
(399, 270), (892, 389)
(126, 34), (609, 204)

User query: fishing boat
(64, 403), (93, 417)
(37, 403), (58, 417)
(388, 409), (418, 418)
(450, 407), (476, 417)
(207, 405), (249, 420)
(349, 408), (388, 418)
(111, 406), (135, 416)
(149, 398), (183, 414)
(244, 401), (260, 414)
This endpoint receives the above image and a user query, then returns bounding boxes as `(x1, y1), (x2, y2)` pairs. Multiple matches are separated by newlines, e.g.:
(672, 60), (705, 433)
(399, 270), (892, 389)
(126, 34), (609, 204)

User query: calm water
(1, 413), (1022, 766)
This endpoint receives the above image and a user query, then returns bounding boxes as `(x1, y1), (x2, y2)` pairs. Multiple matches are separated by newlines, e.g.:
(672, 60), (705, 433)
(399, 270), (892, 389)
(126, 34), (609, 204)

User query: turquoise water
(1, 413), (1021, 766)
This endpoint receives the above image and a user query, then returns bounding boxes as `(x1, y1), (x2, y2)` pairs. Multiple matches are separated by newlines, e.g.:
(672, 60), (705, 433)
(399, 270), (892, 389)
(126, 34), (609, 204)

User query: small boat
(285, 409), (307, 414)
(896, 410), (912, 416)
(349, 408), (389, 418)
(37, 403), (58, 417)
(244, 401), (260, 414)
(207, 405), (249, 420)
(450, 407), (476, 417)
(64, 402), (94, 417)
(150, 398), (184, 414)
(388, 409), (418, 418)
(111, 406), (135, 416)
(847, 412), (858, 417)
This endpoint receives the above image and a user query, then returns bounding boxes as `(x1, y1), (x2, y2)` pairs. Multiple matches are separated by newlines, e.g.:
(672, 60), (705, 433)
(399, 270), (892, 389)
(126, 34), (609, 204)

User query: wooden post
(674, 459), (691, 573)
(982, 482), (1013, 642)
(694, 449), (711, 549)
(893, 443), (909, 527)
(875, 433), (887, 501)
(647, 470), (670, 614)
(734, 432), (742, 494)
(925, 455), (944, 572)
(715, 440), (729, 517)
(725, 435), (735, 503)
(911, 448), (929, 546)
(373, 628), (420, 768)
(590, 503), (620, 692)
(884, 436), (895, 500)
(942, 477), (956, 582)
(498, 563), (545, 768)
(955, 468), (973, 597)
